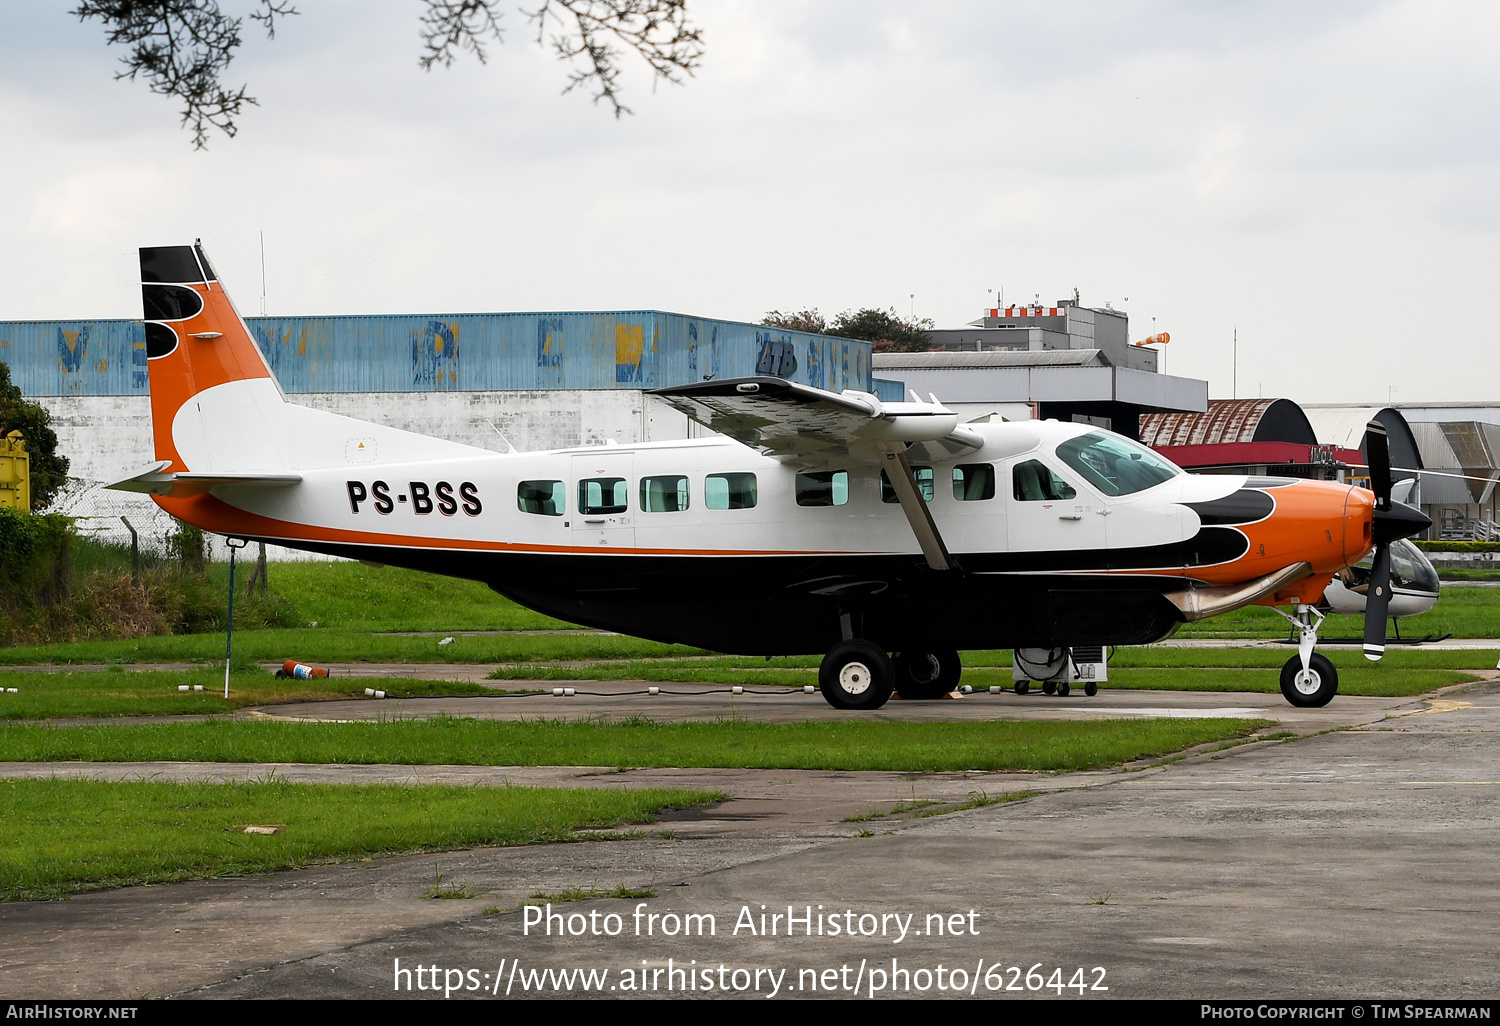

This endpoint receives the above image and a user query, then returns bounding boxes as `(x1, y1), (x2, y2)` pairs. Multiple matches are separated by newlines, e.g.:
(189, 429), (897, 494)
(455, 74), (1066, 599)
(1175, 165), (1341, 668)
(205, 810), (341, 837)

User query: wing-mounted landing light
(1361, 421), (1433, 660)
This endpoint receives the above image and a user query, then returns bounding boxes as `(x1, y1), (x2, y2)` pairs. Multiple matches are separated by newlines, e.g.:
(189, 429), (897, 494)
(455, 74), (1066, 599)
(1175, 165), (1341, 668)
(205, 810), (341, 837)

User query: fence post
(121, 517), (140, 588)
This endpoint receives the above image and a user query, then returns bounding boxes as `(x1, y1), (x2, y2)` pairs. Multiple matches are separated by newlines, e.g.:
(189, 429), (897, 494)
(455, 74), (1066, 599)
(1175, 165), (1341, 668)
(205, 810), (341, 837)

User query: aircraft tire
(1014, 681), (1030, 695)
(893, 647), (963, 700)
(1279, 653), (1339, 708)
(820, 641), (895, 710)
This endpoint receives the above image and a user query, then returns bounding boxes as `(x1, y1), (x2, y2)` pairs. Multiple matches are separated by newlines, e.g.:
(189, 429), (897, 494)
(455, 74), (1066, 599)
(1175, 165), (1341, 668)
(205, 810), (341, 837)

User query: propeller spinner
(1362, 421), (1432, 660)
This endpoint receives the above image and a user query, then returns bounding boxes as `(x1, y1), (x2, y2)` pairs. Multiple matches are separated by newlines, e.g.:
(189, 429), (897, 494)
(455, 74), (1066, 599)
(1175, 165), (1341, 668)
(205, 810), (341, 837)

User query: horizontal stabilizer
(106, 462), (301, 498)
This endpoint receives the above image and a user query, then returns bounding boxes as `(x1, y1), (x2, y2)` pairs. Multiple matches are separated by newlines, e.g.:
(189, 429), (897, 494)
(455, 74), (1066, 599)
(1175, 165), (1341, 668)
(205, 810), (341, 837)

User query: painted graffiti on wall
(537, 318), (564, 368)
(412, 321), (459, 390)
(615, 324), (644, 384)
(755, 333), (798, 378)
(57, 327), (89, 374)
(257, 325), (310, 377)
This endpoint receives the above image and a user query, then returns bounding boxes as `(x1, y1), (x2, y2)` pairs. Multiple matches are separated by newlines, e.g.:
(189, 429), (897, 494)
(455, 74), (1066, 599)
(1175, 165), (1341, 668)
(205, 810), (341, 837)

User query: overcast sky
(1, 1), (1496, 404)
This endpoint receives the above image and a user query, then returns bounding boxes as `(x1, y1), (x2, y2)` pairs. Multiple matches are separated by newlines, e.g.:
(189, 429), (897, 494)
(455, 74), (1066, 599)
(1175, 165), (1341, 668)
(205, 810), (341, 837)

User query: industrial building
(0, 309), (897, 554)
(874, 300), (1205, 439)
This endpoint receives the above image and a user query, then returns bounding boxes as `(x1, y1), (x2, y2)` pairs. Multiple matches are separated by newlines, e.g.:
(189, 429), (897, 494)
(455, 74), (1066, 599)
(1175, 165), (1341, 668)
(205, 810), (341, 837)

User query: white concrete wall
(39, 390), (693, 559)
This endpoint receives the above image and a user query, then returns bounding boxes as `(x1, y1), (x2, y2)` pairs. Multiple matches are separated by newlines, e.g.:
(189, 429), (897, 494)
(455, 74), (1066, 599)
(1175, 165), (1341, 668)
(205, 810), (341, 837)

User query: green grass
(0, 629), (699, 667)
(0, 667), (508, 720)
(0, 716), (1269, 772)
(1173, 585), (1500, 640)
(0, 777), (716, 902)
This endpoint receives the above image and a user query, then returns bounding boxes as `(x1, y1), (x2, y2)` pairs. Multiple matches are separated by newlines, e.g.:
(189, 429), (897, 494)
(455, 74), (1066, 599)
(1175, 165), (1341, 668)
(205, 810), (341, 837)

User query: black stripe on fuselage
(255, 538), (1195, 654)
(1184, 489), (1276, 527)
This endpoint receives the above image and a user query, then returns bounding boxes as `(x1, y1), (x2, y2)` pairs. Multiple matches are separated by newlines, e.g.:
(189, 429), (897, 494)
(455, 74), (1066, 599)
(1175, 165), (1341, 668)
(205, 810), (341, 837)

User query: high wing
(107, 460), (303, 498)
(649, 376), (983, 571)
(647, 376), (982, 467)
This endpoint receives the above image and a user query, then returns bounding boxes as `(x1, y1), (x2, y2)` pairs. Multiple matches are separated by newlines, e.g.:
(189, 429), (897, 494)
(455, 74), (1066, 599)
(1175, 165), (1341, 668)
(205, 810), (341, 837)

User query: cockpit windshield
(1054, 431), (1181, 496)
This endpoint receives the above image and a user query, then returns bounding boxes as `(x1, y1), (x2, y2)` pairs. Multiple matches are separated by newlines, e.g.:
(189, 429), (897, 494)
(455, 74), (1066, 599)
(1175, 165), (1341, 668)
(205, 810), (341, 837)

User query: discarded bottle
(276, 660), (330, 680)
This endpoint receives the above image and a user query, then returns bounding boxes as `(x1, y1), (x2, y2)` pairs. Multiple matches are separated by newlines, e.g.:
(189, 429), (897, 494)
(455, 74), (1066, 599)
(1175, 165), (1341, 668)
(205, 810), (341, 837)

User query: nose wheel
(1272, 604), (1339, 708)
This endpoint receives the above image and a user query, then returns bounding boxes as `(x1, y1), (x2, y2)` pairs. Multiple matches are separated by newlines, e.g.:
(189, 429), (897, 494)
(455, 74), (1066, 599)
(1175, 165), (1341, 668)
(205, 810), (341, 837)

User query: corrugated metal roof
(872, 349), (1104, 370)
(1139, 398), (1314, 447)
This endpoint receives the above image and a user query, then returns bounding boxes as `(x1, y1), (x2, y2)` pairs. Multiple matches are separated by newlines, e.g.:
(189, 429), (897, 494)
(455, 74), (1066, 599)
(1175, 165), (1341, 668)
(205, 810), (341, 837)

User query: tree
(0, 363), (71, 511)
(760, 309), (827, 334)
(72, 0), (704, 149)
(763, 307), (934, 353)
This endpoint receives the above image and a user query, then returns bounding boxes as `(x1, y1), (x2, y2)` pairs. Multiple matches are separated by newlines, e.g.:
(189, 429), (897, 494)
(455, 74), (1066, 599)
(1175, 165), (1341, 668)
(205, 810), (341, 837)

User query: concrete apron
(0, 680), (1496, 999)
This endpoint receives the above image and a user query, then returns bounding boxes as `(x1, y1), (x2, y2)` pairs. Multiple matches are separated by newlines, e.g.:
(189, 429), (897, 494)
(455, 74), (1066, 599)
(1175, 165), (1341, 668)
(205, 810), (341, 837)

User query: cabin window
(795, 470), (849, 507)
(640, 475), (690, 512)
(880, 466), (933, 503)
(578, 477), (629, 515)
(705, 472), (757, 510)
(517, 480), (566, 516)
(1012, 460), (1077, 501)
(953, 463), (996, 501)
(1054, 431), (1180, 496)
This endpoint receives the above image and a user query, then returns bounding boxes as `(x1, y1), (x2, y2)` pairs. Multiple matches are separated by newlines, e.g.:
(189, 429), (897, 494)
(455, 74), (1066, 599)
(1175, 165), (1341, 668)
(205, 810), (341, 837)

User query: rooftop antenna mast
(1233, 326), (1238, 399)
(259, 230), (267, 316)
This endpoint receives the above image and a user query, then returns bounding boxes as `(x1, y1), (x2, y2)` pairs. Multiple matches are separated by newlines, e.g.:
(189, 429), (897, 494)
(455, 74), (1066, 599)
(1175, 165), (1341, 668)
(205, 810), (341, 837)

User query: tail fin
(141, 243), (288, 474)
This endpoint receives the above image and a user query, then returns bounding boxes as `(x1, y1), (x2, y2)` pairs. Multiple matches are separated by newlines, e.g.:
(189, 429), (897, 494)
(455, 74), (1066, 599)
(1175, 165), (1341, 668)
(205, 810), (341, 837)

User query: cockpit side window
(1054, 431), (1180, 496)
(1012, 460), (1077, 502)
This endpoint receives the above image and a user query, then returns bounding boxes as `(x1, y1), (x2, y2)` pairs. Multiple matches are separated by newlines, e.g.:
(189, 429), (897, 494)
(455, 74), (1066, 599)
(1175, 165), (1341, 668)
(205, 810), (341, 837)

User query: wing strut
(882, 449), (954, 571)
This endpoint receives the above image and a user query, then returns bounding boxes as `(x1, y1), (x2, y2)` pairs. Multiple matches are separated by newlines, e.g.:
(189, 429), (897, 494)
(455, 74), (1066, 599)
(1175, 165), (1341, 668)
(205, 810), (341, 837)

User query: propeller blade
(1363, 542), (1392, 661)
(1365, 420), (1392, 509)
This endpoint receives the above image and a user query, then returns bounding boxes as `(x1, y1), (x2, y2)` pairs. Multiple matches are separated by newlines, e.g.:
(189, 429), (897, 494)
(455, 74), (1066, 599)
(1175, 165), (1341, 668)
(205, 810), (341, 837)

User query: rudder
(141, 243), (287, 474)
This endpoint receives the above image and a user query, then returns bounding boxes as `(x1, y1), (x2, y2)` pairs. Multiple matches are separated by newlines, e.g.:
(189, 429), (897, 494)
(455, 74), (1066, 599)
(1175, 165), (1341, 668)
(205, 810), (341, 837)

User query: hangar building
(0, 309), (896, 553)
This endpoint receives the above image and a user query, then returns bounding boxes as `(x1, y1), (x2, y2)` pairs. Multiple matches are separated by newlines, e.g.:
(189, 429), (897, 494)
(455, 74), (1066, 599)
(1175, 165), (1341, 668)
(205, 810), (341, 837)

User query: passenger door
(571, 452), (635, 549)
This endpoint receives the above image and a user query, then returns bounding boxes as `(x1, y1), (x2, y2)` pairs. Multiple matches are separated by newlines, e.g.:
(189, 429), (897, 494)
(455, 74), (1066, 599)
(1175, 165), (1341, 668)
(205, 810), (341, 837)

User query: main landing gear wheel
(893, 647), (962, 700)
(1280, 652), (1339, 708)
(1014, 681), (1030, 695)
(820, 640), (895, 710)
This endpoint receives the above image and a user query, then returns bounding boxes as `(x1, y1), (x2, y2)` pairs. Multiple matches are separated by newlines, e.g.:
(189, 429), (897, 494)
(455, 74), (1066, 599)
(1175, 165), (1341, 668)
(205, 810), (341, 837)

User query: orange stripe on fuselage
(152, 493), (867, 557)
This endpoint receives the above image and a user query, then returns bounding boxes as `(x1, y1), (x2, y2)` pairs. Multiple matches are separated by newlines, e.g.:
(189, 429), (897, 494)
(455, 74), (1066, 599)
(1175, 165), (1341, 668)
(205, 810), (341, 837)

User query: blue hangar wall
(0, 310), (901, 399)
(2, 310), (904, 556)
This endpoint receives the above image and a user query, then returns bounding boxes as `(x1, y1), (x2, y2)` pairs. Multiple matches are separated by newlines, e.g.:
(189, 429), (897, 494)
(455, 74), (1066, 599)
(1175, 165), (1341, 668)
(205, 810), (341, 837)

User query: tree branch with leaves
(75, 0), (703, 148)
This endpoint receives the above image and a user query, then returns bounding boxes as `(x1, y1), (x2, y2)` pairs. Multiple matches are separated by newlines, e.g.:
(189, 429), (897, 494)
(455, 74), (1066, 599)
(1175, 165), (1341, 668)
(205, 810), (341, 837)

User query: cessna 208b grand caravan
(110, 244), (1432, 710)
